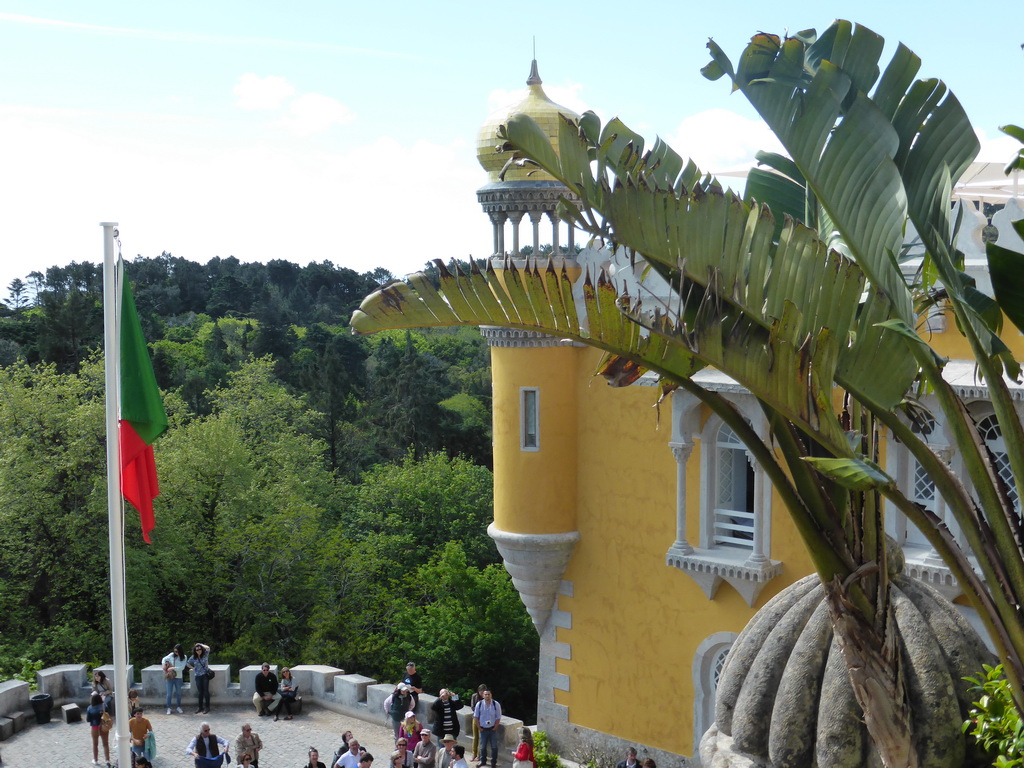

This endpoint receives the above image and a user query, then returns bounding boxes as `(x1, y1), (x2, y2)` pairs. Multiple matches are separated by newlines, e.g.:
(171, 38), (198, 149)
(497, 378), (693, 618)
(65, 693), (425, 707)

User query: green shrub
(0, 648), (43, 691)
(964, 663), (1024, 767)
(533, 731), (562, 768)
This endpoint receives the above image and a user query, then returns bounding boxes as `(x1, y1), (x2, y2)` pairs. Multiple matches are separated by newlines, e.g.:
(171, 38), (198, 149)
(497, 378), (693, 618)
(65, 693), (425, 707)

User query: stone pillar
(669, 441), (694, 554)
(509, 211), (524, 255)
(549, 211), (560, 254)
(530, 212), (543, 253)
(745, 451), (768, 565)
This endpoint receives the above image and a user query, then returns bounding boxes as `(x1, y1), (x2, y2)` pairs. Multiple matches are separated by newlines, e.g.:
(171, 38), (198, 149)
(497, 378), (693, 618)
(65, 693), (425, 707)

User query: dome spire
(527, 37), (541, 86)
(527, 58), (541, 86)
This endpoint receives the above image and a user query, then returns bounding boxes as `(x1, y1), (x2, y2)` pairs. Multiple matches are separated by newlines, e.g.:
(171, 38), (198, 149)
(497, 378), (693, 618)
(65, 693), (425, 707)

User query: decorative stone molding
(488, 523), (580, 632)
(903, 549), (961, 600)
(666, 547), (783, 607)
(692, 632), (740, 758)
(477, 180), (580, 216)
(479, 326), (570, 348)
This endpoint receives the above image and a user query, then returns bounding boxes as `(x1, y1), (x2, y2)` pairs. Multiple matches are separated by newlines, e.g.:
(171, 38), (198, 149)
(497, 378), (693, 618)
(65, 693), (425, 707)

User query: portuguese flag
(119, 273), (168, 543)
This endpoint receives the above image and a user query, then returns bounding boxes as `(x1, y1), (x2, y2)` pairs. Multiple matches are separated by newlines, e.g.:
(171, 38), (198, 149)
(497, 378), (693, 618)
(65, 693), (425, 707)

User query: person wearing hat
(386, 684), (414, 739)
(401, 711), (424, 752)
(438, 734), (458, 768)
(403, 662), (423, 707)
(412, 730), (438, 768)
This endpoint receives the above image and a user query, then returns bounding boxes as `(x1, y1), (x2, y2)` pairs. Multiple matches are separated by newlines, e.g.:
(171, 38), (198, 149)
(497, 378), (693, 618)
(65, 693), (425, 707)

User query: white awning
(941, 359), (1024, 401)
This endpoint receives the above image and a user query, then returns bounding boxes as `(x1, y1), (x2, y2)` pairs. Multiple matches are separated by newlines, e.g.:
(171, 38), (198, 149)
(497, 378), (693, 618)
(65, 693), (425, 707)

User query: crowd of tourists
(84, 650), (527, 768)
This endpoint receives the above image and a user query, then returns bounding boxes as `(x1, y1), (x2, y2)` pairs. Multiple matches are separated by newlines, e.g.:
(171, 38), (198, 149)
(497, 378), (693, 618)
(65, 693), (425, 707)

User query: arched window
(692, 632), (738, 756)
(715, 424), (755, 550)
(977, 412), (1019, 513)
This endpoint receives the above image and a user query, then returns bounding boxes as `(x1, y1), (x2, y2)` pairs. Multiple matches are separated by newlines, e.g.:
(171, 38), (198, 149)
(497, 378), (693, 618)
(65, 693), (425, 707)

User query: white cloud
(0, 104), (489, 296)
(274, 93), (354, 136)
(666, 108), (786, 174)
(234, 74), (295, 111)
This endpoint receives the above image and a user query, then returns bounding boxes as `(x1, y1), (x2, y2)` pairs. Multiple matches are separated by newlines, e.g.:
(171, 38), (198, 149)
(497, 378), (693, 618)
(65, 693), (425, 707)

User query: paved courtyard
(1, 703), (399, 768)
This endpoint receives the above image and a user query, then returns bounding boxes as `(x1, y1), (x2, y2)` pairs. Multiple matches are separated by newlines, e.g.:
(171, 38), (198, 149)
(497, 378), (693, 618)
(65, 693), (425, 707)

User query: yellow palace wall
(491, 341), (815, 758)
(491, 307), (1024, 760)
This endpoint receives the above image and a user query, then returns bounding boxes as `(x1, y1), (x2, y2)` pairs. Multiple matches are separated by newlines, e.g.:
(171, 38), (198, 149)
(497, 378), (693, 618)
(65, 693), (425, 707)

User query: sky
(0, 1), (1020, 300)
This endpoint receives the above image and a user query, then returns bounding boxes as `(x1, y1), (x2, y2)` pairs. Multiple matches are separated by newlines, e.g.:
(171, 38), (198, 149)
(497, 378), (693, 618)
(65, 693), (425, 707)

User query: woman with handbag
(511, 729), (535, 768)
(86, 693), (111, 766)
(163, 643), (188, 715)
(91, 670), (114, 717)
(187, 642), (213, 714)
(278, 666), (299, 721)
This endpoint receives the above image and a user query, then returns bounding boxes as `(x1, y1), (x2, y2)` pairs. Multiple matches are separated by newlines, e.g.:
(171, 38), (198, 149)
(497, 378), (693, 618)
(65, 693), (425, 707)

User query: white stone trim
(668, 392), (782, 605)
(488, 524), (580, 633)
(666, 547), (783, 607)
(538, 584), (574, 704)
(480, 326), (571, 348)
(692, 631), (740, 759)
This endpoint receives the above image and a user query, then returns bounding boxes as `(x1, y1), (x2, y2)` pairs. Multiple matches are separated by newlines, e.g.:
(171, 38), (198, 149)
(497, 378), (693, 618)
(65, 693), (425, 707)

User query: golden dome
(476, 60), (580, 183)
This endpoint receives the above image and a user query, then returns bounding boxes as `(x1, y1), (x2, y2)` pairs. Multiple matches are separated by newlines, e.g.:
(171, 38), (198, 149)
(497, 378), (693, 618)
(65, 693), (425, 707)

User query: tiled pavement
(0, 704), (399, 768)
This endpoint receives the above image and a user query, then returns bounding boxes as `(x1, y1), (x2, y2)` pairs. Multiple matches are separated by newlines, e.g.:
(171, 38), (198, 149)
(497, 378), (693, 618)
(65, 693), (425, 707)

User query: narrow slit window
(521, 388), (539, 451)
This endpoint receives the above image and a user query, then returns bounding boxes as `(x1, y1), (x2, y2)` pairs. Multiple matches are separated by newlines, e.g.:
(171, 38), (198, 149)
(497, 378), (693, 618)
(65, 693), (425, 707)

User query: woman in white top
(162, 643), (188, 714)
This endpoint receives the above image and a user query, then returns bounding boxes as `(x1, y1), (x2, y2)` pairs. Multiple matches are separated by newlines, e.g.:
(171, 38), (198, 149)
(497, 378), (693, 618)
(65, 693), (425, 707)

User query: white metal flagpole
(101, 222), (132, 768)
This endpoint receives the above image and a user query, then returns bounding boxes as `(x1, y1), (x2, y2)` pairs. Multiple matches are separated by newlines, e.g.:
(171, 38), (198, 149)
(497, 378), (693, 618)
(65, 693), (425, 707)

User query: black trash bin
(30, 693), (53, 724)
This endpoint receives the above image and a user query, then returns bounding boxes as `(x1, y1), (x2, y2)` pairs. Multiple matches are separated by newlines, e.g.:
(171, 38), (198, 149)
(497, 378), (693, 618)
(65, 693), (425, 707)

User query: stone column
(669, 441), (694, 554)
(529, 211), (543, 253)
(745, 450), (769, 565)
(549, 211), (560, 254)
(509, 211), (524, 255)
(489, 212), (505, 257)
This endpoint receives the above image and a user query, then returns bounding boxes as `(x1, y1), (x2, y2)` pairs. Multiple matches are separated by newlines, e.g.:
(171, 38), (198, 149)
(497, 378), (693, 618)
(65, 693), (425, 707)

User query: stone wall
(0, 662), (524, 750)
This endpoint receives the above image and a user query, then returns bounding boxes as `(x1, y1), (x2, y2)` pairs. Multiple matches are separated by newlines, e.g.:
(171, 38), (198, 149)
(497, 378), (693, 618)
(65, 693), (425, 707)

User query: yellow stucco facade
(474, 57), (1024, 768)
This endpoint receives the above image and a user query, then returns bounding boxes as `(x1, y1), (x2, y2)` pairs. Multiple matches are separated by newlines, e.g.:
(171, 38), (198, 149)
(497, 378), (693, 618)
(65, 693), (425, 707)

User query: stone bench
(0, 680), (28, 720)
(36, 664), (86, 705)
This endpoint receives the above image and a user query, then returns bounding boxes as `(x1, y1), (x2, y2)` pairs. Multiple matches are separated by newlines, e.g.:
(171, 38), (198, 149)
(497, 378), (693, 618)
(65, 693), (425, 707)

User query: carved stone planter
(701, 551), (993, 768)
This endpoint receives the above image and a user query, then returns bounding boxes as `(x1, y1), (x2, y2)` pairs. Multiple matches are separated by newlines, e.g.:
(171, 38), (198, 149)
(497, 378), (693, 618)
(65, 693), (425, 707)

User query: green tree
(351, 451), (498, 568)
(392, 542), (538, 720)
(0, 359), (112, 662)
(4, 279), (27, 313)
(353, 21), (1024, 767)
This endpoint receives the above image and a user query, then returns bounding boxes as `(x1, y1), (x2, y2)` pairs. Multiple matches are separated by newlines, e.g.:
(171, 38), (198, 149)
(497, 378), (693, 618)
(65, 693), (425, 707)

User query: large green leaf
(804, 456), (892, 491)
(988, 219), (1024, 336)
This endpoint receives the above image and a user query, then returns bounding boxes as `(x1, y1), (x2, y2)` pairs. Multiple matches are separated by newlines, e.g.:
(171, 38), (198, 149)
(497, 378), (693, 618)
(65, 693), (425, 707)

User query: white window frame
(712, 423), (756, 551)
(665, 390), (782, 607)
(884, 402), (960, 598)
(692, 631), (739, 756)
(520, 387), (540, 451)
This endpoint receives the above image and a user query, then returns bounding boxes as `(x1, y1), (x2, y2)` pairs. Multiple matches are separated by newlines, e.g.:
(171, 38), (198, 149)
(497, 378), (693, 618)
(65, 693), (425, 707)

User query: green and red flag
(119, 273), (168, 542)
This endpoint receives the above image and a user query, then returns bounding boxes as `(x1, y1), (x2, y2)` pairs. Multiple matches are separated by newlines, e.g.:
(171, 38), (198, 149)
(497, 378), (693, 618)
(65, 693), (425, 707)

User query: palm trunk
(825, 575), (919, 768)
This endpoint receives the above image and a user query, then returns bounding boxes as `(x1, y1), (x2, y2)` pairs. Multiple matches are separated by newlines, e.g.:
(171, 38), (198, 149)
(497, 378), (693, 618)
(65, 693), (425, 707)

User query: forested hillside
(0, 255), (538, 719)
